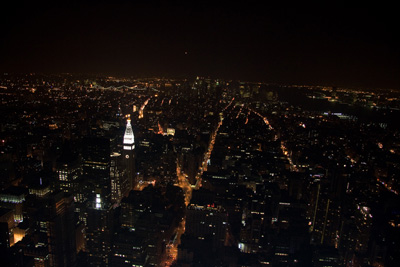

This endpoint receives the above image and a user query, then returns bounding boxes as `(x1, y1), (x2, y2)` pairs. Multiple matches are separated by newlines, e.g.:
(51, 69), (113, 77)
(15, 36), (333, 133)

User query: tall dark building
(45, 191), (77, 267)
(81, 136), (115, 266)
(82, 136), (111, 204)
(86, 203), (114, 267)
(122, 118), (135, 193)
(110, 152), (126, 205)
(308, 176), (340, 247)
(0, 208), (14, 248)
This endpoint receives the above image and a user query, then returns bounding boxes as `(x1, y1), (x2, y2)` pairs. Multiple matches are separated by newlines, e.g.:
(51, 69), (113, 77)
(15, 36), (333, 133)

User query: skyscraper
(86, 201), (114, 267)
(110, 152), (126, 205)
(45, 191), (77, 267)
(82, 136), (111, 204)
(122, 118), (135, 193)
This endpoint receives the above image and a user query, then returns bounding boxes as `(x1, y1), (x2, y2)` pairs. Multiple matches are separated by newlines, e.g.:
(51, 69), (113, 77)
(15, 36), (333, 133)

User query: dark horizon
(1, 1), (399, 89)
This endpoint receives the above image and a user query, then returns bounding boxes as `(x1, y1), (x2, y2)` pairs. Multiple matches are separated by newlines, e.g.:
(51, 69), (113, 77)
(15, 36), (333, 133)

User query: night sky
(1, 1), (399, 89)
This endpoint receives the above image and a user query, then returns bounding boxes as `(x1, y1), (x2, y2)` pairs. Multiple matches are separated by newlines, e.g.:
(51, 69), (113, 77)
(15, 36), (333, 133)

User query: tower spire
(122, 116), (135, 193)
(123, 117), (135, 150)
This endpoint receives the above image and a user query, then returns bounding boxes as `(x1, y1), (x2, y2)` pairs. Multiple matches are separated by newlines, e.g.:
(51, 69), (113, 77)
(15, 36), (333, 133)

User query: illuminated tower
(122, 117), (135, 193)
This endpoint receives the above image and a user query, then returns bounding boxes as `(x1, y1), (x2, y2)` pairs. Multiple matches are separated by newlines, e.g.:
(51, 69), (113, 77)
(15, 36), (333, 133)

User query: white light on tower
(95, 194), (101, 209)
(123, 118), (135, 150)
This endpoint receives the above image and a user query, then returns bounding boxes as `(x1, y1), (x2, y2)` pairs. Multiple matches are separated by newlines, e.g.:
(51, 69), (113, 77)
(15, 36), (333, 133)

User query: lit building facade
(110, 152), (126, 205)
(56, 158), (82, 202)
(0, 186), (27, 224)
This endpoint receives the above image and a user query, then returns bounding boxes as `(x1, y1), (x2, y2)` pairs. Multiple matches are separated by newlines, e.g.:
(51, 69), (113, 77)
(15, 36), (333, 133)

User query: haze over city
(1, 1), (399, 89)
